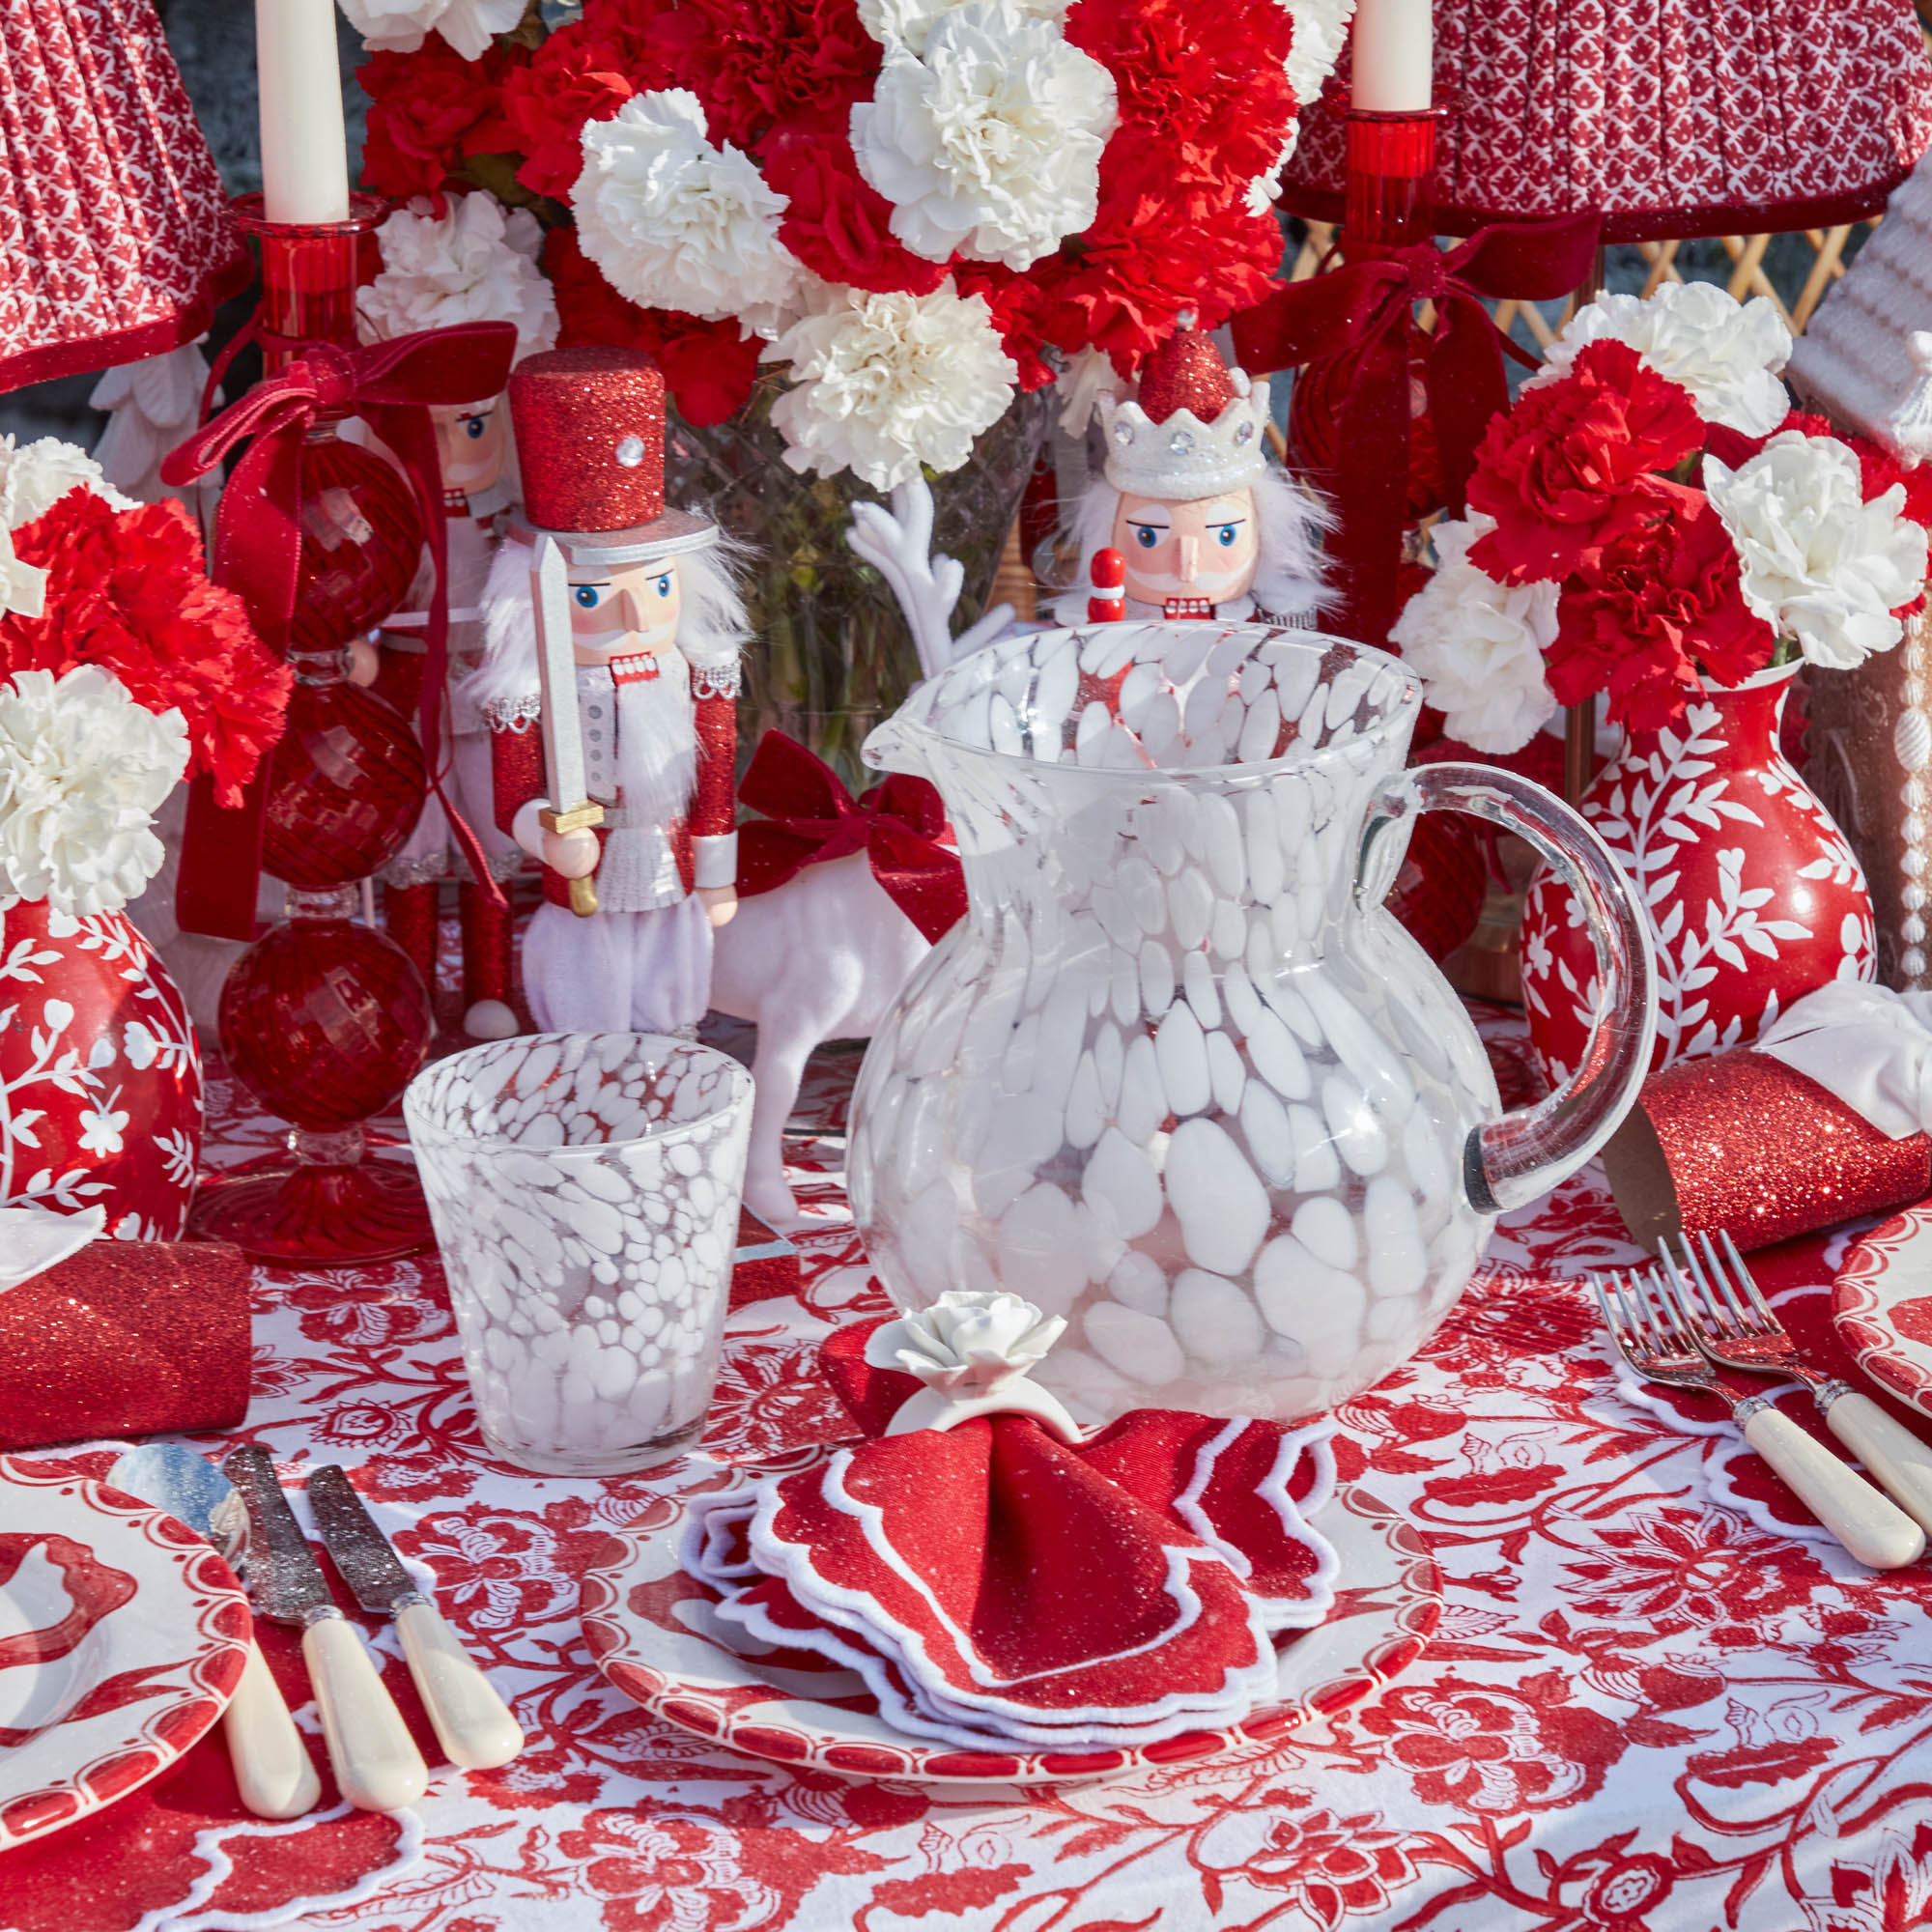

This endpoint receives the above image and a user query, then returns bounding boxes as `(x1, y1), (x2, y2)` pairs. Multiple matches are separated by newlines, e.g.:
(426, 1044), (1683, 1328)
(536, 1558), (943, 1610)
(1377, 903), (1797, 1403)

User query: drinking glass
(404, 1032), (753, 1474)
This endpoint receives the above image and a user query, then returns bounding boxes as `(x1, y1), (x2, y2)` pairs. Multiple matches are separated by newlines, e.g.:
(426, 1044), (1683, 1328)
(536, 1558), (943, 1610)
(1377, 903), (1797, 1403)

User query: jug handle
(1357, 761), (1656, 1215)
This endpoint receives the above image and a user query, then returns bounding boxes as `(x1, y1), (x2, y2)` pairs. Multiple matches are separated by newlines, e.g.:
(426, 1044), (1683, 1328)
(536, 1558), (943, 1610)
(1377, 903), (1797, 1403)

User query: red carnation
(1069, 0), (1293, 212)
(1547, 486), (1776, 733)
(503, 22), (652, 201)
(638, 0), (879, 150)
(1, 492), (291, 808)
(1012, 192), (1282, 377)
(543, 226), (763, 426)
(1467, 340), (1705, 585)
(761, 115), (948, 298)
(359, 43), (520, 200)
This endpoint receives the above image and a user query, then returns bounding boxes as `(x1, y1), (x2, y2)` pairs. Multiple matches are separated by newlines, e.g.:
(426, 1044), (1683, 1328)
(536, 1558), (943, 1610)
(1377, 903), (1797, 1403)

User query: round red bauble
(293, 434), (424, 654)
(218, 917), (434, 1131)
(261, 679), (428, 889)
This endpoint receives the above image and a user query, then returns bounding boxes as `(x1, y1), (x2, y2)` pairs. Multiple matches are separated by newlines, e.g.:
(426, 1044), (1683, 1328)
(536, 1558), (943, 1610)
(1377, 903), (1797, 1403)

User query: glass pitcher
(846, 623), (1654, 1425)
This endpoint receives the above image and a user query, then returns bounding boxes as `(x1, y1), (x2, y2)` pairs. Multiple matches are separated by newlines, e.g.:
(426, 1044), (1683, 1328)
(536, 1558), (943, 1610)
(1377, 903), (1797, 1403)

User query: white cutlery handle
(224, 1636), (323, 1819)
(1743, 1406), (1927, 1570)
(301, 1613), (430, 1812)
(1824, 1389), (1932, 1537)
(395, 1601), (524, 1771)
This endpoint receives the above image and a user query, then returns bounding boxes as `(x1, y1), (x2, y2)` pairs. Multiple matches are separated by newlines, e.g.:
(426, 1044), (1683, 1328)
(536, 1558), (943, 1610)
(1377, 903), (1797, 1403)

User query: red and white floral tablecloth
(11, 1008), (1932, 1932)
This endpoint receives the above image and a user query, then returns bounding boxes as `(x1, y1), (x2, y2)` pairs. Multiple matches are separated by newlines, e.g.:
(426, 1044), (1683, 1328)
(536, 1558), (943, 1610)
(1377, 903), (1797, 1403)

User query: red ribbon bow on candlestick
(1231, 211), (1602, 648)
(159, 321), (519, 941)
(736, 731), (965, 944)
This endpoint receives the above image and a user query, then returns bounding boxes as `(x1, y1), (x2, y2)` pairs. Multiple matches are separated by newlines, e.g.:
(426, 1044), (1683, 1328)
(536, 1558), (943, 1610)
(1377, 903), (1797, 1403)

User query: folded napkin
(0, 1204), (251, 1451)
(683, 1292), (1338, 1749)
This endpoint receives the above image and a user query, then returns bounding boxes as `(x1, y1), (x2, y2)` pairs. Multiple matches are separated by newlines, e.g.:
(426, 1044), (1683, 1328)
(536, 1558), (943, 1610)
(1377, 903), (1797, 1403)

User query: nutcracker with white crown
(351, 194), (560, 1039)
(464, 345), (747, 1035)
(1051, 321), (1326, 629)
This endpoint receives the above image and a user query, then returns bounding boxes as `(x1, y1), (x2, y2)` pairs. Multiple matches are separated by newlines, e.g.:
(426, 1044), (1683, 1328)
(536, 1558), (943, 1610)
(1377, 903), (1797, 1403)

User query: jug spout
(861, 713), (927, 784)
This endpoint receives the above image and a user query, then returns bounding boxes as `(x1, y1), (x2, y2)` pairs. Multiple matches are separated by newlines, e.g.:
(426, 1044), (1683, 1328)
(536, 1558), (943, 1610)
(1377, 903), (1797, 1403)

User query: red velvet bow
(736, 730), (965, 944)
(1231, 211), (1602, 647)
(159, 322), (519, 941)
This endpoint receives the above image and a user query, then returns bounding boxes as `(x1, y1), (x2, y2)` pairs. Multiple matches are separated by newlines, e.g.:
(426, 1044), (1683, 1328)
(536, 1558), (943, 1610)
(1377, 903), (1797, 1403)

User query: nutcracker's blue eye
(656, 574), (673, 598)
(1128, 523), (1162, 550)
(574, 584), (606, 610)
(464, 415), (486, 440)
(1213, 522), (1243, 548)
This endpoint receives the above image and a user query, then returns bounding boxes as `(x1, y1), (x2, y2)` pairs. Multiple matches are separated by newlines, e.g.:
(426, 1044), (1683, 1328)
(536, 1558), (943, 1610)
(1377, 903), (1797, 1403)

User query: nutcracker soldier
(1052, 321), (1327, 628)
(351, 194), (558, 1038)
(464, 346), (748, 1034)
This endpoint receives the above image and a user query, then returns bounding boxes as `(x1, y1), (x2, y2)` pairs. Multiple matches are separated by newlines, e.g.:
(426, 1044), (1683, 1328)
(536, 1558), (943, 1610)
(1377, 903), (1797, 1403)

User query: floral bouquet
(1392, 281), (1932, 753)
(0, 437), (289, 1237)
(345, 0), (1351, 489)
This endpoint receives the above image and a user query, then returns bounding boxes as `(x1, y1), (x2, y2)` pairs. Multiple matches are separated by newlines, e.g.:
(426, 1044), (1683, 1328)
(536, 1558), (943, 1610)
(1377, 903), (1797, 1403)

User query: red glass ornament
(192, 886), (436, 1264)
(261, 675), (428, 888)
(291, 429), (424, 650)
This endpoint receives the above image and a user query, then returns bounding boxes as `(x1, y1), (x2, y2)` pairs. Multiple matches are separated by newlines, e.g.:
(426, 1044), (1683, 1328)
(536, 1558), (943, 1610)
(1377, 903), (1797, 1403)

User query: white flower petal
(357, 194), (558, 359)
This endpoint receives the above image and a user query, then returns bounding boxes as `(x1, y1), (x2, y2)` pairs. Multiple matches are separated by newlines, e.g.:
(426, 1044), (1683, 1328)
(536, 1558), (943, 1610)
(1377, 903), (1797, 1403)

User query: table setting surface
(9, 1006), (1932, 1932)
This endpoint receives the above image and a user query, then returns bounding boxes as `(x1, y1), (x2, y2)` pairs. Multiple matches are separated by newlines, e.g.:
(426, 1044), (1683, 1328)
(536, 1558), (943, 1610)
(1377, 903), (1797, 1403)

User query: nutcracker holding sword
(464, 346), (749, 1034)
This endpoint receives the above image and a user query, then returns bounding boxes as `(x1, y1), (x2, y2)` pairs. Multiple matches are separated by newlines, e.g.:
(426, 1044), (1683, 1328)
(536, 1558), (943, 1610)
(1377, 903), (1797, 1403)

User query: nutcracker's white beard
(613, 653), (696, 827)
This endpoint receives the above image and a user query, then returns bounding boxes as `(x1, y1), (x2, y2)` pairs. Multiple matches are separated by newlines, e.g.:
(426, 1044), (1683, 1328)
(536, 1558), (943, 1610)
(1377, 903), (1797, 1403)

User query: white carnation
(1285, 0), (1355, 109)
(859, 0), (1067, 52)
(852, 0), (1116, 270)
(574, 91), (803, 337)
(358, 194), (559, 359)
(335, 0), (523, 62)
(0, 437), (131, 620)
(766, 281), (1018, 490)
(1706, 431), (1928, 671)
(1391, 514), (1560, 754)
(1531, 281), (1792, 437)
(0, 668), (188, 917)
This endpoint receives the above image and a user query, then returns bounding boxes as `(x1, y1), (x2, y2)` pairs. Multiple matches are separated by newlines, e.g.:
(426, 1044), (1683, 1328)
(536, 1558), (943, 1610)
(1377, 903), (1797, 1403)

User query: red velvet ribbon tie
(1230, 211), (1603, 646)
(160, 320), (519, 940)
(735, 731), (965, 944)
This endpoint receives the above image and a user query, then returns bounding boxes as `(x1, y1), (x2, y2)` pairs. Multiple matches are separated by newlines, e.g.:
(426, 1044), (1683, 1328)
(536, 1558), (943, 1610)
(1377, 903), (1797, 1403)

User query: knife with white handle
(223, 1447), (429, 1812)
(308, 1464), (524, 1772)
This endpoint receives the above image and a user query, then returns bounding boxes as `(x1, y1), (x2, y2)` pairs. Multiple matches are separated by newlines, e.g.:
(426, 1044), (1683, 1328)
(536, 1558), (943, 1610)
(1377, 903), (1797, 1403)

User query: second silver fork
(1662, 1230), (1932, 1535)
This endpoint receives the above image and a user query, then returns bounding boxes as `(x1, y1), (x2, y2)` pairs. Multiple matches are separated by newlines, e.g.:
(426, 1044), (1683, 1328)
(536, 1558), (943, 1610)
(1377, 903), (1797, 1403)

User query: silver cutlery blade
(111, 1443), (232, 1547)
(307, 1466), (424, 1616)
(224, 1446), (335, 1624)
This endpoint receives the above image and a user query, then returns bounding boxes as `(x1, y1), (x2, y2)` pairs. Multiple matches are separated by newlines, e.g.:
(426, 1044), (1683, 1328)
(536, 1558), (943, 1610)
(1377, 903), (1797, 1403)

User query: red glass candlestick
(189, 194), (440, 1265)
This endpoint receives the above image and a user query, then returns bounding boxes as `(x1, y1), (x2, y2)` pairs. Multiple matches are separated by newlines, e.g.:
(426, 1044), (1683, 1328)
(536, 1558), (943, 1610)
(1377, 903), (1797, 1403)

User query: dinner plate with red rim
(0, 1456), (251, 1851)
(1834, 1200), (1932, 1419)
(579, 1449), (1440, 1785)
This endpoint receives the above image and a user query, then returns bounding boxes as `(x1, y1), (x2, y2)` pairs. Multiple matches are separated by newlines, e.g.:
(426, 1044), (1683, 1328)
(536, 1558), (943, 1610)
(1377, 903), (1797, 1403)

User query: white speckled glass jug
(846, 623), (1655, 1425)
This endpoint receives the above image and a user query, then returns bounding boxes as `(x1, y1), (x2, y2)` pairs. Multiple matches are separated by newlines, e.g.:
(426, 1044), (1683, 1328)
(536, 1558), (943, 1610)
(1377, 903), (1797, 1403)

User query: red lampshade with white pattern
(0, 0), (249, 393)
(1280, 0), (1932, 242)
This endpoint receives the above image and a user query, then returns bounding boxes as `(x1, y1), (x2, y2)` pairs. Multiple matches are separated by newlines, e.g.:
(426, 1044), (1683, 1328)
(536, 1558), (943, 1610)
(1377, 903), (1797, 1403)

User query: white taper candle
(255, 0), (352, 224)
(1350, 0), (1434, 113)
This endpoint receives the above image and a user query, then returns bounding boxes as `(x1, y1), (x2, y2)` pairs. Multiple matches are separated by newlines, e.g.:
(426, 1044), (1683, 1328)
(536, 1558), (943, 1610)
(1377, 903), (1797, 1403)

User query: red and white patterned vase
(1520, 663), (1876, 1085)
(0, 901), (203, 1238)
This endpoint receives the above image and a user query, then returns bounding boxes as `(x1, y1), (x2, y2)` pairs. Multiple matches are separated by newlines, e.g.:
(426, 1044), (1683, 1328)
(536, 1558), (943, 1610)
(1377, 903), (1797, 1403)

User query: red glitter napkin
(684, 1302), (1338, 1748)
(0, 1240), (251, 1451)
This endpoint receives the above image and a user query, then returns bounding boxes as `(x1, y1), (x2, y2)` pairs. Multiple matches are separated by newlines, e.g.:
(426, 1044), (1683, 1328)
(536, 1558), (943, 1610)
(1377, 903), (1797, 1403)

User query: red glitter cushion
(0, 1242), (251, 1451)
(1605, 1051), (1932, 1252)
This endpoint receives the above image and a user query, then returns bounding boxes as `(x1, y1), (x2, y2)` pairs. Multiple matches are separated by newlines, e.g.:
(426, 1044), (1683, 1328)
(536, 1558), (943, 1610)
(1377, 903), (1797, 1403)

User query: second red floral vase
(1520, 663), (1877, 1085)
(0, 901), (203, 1238)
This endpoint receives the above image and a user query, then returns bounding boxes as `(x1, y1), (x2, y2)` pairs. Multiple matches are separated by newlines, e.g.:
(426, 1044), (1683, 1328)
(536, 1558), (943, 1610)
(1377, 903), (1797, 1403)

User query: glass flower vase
(666, 379), (1055, 791)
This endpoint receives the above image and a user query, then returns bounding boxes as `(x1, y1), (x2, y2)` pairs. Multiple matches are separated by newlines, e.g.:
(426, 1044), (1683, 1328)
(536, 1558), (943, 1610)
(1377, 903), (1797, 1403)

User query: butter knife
(223, 1447), (429, 1813)
(308, 1465), (523, 1771)
(110, 1445), (322, 1820)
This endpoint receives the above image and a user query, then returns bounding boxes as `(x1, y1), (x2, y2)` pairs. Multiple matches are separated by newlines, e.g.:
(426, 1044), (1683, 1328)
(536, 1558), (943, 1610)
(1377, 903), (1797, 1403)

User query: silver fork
(1662, 1230), (1932, 1536)
(1592, 1264), (1924, 1569)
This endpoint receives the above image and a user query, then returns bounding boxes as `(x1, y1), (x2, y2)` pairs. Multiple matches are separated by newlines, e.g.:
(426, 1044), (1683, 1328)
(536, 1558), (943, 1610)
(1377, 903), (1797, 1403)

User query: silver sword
(531, 534), (604, 918)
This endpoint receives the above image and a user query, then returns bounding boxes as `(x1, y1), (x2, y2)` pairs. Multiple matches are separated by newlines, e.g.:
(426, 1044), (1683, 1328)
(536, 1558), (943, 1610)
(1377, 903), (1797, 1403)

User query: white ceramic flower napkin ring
(866, 1290), (1082, 1441)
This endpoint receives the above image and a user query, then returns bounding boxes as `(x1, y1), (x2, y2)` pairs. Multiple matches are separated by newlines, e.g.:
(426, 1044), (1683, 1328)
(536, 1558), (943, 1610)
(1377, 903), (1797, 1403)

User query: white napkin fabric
(1756, 982), (1932, 1140)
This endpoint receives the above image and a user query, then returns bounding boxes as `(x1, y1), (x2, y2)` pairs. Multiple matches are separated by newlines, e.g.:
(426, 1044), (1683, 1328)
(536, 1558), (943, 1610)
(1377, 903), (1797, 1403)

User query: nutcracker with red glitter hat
(463, 345), (748, 1037)
(1052, 320), (1328, 628)
(351, 194), (559, 1040)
